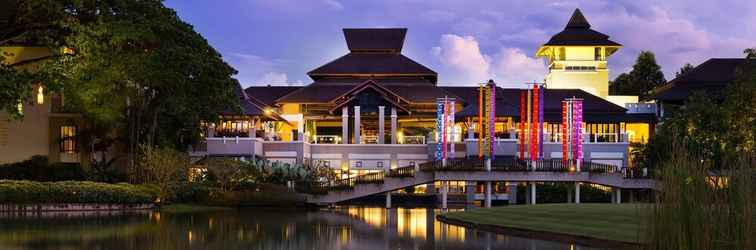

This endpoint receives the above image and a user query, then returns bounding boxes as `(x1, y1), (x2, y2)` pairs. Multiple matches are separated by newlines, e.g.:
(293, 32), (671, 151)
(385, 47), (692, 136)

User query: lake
(0, 206), (602, 250)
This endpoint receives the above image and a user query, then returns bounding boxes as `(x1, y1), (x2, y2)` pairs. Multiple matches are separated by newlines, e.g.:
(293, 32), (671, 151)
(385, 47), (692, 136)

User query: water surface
(0, 206), (601, 249)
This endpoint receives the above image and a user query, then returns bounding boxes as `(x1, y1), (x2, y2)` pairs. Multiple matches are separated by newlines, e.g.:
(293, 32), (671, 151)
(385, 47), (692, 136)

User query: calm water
(0, 206), (602, 250)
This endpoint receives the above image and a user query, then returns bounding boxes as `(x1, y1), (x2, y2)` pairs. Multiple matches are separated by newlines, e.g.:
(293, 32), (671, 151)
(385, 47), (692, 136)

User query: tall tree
(0, 1), (241, 168)
(609, 51), (666, 99)
(745, 47), (756, 59)
(675, 63), (694, 78)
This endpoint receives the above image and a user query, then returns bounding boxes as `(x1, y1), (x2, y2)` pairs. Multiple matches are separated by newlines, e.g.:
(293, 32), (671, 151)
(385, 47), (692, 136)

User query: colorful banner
(449, 100), (456, 159)
(519, 90), (526, 159)
(489, 82), (496, 160)
(435, 101), (444, 161)
(538, 85), (544, 159)
(478, 84), (483, 159)
(561, 98), (584, 167)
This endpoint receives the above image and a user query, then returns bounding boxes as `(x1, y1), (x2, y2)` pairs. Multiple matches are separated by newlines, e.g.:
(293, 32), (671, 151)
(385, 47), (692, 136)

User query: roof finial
(566, 8), (590, 29)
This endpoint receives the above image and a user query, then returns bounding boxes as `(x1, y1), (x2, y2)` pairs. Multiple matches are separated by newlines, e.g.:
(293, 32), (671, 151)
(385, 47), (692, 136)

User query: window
(216, 120), (250, 137)
(355, 161), (362, 168)
(565, 66), (597, 71)
(409, 161), (416, 167)
(377, 161), (384, 168)
(60, 126), (77, 153)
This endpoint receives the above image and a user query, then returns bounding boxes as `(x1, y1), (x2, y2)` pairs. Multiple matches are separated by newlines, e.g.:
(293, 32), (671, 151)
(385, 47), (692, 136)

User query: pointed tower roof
(540, 8), (620, 47)
(565, 8), (590, 29)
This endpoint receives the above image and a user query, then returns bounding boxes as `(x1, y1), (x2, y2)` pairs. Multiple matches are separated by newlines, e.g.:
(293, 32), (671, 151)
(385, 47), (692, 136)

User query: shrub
(138, 144), (189, 202)
(0, 180), (157, 204)
(0, 156), (86, 182)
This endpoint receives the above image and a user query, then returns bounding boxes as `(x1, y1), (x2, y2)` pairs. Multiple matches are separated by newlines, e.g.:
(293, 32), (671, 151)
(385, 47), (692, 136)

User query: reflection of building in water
(339, 206), (470, 243)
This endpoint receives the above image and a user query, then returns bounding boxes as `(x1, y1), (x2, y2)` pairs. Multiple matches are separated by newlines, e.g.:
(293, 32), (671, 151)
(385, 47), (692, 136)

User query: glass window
(216, 119), (250, 137)
(60, 126), (77, 153)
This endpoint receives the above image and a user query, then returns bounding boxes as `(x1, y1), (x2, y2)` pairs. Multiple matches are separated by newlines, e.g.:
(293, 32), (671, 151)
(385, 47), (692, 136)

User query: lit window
(37, 86), (44, 105)
(60, 126), (77, 153)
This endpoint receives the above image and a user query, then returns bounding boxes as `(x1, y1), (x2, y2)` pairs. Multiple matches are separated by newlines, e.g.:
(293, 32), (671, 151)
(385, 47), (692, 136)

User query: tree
(1, 0), (241, 170)
(675, 63), (694, 78)
(745, 47), (756, 59)
(206, 157), (243, 192)
(609, 51), (666, 99)
(638, 59), (756, 169)
(138, 144), (189, 202)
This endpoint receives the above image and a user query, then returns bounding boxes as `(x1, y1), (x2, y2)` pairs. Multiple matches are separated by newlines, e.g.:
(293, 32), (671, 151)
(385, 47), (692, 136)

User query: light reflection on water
(0, 207), (602, 250)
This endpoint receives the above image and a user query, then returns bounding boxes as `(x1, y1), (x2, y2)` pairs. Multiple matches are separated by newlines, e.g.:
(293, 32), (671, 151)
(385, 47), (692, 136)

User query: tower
(536, 8), (621, 98)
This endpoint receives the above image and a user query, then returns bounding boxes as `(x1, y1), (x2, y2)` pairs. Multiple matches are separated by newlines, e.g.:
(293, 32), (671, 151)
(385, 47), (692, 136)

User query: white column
(386, 191), (392, 209)
(390, 107), (397, 144)
(530, 182), (536, 205)
(508, 182), (517, 205)
(467, 123), (474, 140)
(208, 124), (215, 138)
(250, 119), (256, 138)
(378, 106), (385, 144)
(441, 181), (448, 209)
(575, 182), (581, 204)
(615, 188), (622, 204)
(465, 181), (476, 205)
(484, 182), (492, 208)
(342, 107), (348, 144)
(354, 106), (361, 144)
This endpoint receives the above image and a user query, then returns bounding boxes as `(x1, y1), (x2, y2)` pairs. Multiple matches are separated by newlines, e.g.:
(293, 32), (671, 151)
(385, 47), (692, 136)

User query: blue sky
(165, 0), (755, 88)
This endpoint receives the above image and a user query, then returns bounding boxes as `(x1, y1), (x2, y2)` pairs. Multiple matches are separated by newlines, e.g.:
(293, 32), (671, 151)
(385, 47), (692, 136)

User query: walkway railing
(387, 166), (415, 177)
(420, 158), (621, 173)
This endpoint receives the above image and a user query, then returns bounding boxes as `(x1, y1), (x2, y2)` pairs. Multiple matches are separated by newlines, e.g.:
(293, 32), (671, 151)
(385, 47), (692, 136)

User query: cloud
(432, 34), (491, 82)
(589, 5), (754, 79)
(259, 72), (288, 84)
(432, 34), (545, 86)
(323, 0), (343, 10)
(421, 9), (456, 23)
(491, 47), (547, 88)
(227, 53), (295, 86)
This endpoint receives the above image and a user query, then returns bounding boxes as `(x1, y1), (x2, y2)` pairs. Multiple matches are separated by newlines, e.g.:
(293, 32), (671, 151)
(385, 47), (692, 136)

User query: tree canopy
(609, 51), (666, 99)
(674, 63), (694, 78)
(637, 59), (755, 170)
(0, 0), (241, 158)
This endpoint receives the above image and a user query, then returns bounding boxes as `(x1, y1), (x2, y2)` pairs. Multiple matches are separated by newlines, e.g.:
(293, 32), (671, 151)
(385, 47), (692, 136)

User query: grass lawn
(442, 203), (649, 244)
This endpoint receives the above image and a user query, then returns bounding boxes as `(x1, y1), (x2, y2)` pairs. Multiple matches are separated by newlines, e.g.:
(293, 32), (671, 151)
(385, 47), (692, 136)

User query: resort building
(651, 58), (753, 119)
(198, 9), (657, 180)
(0, 45), (91, 165)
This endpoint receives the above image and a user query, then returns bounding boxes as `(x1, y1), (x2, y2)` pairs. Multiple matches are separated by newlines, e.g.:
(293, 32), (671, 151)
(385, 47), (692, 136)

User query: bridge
(299, 158), (659, 207)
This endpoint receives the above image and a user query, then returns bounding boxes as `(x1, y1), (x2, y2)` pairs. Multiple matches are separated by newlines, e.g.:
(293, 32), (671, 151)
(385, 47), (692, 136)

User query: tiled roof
(542, 8), (621, 47)
(343, 28), (406, 53)
(276, 78), (457, 104)
(244, 86), (302, 105)
(307, 53), (437, 82)
(446, 87), (628, 122)
(652, 58), (751, 102)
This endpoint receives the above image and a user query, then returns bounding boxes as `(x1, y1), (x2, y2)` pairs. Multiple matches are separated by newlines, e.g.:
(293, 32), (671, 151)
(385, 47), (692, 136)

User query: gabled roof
(244, 85), (302, 106)
(540, 8), (621, 47)
(328, 80), (411, 114)
(344, 28), (406, 53)
(307, 53), (437, 82)
(222, 83), (283, 121)
(276, 78), (458, 104)
(307, 28), (438, 83)
(446, 87), (629, 122)
(651, 58), (751, 102)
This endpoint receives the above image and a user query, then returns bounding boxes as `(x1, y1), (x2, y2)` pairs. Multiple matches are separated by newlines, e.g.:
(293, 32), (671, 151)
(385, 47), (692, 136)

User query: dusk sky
(164, 0), (755, 88)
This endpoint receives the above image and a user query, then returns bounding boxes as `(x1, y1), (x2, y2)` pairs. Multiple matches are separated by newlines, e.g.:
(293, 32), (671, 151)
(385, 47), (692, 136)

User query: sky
(164, 0), (756, 88)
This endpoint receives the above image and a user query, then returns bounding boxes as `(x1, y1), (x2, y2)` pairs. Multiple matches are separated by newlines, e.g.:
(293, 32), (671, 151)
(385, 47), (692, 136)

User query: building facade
(197, 10), (657, 178)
